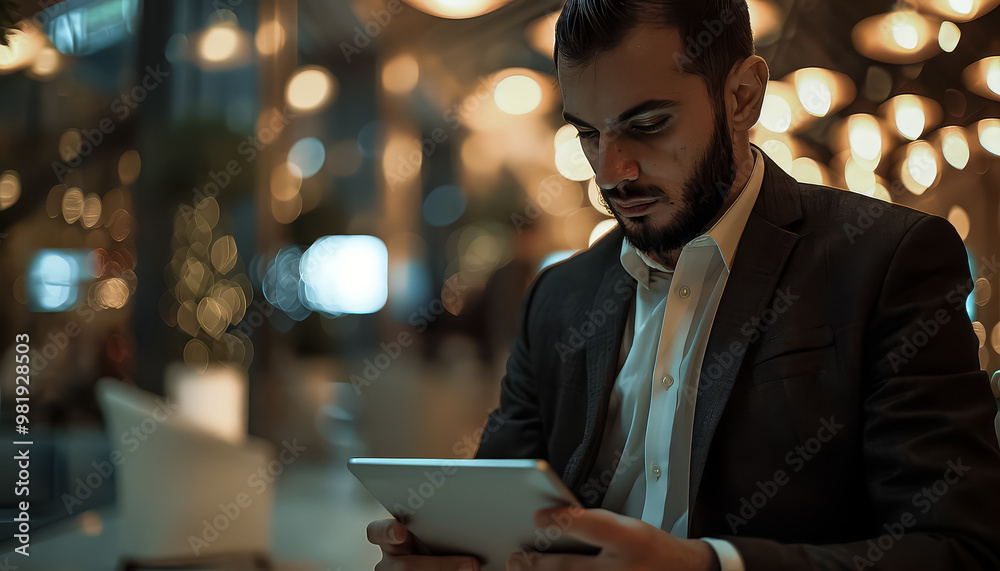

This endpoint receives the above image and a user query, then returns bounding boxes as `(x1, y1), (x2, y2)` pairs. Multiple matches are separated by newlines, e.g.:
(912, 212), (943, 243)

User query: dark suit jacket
(475, 150), (1000, 569)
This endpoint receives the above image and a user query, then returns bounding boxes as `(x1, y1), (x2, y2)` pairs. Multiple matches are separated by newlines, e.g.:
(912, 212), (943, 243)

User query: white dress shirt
(589, 148), (765, 570)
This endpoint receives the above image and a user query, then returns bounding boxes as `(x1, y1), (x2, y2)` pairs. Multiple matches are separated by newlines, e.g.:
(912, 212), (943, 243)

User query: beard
(599, 110), (737, 260)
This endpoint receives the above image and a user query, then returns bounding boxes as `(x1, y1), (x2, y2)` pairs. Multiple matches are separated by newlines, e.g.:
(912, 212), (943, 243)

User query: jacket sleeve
(474, 267), (550, 461)
(720, 214), (1000, 569)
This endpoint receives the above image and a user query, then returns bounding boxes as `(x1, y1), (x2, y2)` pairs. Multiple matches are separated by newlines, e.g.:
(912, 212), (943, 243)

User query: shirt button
(661, 375), (674, 387)
(651, 464), (661, 481)
(678, 286), (691, 298)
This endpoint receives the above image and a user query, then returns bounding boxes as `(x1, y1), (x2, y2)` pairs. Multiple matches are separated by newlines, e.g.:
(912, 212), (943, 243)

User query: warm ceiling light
(936, 126), (971, 169)
(852, 11), (941, 64)
(961, 56), (1000, 102)
(756, 81), (810, 133)
(878, 94), (942, 141)
(847, 114), (883, 169)
(899, 140), (940, 194)
(950, 0), (974, 13)
(908, 0), (999, 22)
(784, 67), (856, 118)
(990, 65), (1000, 95)
(760, 94), (792, 132)
(402, 0), (514, 19)
(895, 98), (925, 140)
(844, 156), (877, 194)
(892, 19), (919, 49)
(938, 21), (961, 51)
(978, 118), (1000, 156)
(790, 157), (826, 185)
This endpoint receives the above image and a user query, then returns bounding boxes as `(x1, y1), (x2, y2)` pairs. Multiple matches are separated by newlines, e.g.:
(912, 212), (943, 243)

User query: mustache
(600, 184), (666, 201)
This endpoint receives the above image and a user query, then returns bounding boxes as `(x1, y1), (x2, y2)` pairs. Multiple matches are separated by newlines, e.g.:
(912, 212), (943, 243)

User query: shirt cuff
(700, 538), (745, 571)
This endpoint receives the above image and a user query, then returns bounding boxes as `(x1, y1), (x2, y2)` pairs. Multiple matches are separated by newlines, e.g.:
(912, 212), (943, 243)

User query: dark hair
(553, 0), (755, 104)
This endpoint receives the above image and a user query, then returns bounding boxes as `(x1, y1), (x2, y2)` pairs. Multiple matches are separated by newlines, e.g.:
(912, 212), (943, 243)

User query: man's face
(558, 26), (737, 258)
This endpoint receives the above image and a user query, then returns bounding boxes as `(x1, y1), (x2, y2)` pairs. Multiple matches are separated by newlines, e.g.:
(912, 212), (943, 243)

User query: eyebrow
(562, 99), (679, 129)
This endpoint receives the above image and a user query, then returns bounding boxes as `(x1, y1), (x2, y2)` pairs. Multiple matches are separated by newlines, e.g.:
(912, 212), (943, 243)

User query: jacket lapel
(687, 153), (803, 511)
(565, 244), (635, 503)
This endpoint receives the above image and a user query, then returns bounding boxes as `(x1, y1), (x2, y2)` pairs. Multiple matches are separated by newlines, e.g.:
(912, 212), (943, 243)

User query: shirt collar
(619, 146), (766, 287)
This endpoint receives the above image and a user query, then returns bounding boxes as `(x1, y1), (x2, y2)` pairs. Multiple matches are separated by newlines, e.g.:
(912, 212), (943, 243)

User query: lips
(615, 198), (658, 208)
(613, 198), (658, 217)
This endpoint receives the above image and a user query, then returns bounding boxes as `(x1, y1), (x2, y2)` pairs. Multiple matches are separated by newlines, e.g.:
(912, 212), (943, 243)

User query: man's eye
(577, 130), (599, 140)
(631, 117), (671, 134)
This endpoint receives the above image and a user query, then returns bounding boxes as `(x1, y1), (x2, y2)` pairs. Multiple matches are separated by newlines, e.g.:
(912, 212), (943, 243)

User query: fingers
(367, 518), (415, 556)
(532, 507), (618, 549)
(507, 551), (597, 571)
(375, 554), (481, 571)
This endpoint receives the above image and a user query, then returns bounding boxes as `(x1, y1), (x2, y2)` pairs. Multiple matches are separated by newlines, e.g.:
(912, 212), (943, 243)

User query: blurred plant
(0, 0), (18, 47)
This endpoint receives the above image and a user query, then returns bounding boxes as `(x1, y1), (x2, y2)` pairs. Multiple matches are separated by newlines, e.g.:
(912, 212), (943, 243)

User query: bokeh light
(286, 66), (337, 112)
(423, 185), (467, 227)
(978, 118), (1000, 155)
(589, 219), (618, 247)
(938, 126), (970, 169)
(848, 114), (883, 169)
(255, 21), (285, 55)
(382, 54), (420, 94)
(494, 75), (543, 115)
(288, 138), (326, 178)
(299, 235), (389, 314)
(0, 170), (21, 210)
(938, 21), (961, 51)
(200, 23), (240, 62)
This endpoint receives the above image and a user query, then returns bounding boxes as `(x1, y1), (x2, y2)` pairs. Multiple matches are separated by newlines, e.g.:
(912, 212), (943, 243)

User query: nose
(593, 137), (639, 191)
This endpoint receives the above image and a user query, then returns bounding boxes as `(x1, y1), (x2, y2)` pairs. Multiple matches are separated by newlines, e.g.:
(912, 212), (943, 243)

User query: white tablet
(348, 458), (601, 570)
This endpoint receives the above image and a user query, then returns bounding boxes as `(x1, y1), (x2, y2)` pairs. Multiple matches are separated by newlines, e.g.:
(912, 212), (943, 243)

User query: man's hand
(506, 506), (718, 571)
(366, 518), (481, 571)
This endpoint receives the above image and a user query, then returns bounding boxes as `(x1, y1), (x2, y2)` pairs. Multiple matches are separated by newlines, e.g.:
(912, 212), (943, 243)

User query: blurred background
(0, 0), (998, 569)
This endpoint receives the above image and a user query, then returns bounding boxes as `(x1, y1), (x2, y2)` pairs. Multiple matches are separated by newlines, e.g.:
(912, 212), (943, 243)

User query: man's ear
(726, 55), (769, 132)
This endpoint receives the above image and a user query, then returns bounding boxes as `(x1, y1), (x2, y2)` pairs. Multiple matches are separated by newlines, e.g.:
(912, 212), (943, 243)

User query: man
(368, 0), (1000, 569)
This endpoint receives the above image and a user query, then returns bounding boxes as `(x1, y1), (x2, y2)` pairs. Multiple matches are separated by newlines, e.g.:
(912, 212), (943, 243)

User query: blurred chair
(96, 378), (275, 569)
